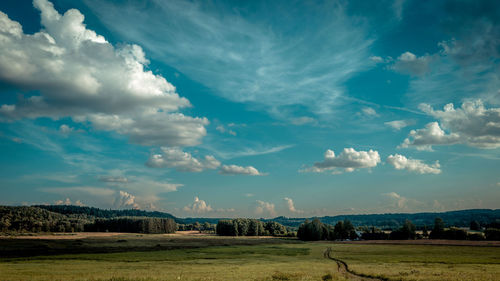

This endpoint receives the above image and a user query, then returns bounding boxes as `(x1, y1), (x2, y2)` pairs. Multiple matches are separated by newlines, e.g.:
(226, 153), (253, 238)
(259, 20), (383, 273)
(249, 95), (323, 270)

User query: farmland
(1, 233), (499, 281)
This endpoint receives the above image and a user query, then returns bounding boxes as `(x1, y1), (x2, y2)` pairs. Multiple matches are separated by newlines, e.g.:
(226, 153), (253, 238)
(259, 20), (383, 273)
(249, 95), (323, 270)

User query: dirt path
(324, 247), (387, 281)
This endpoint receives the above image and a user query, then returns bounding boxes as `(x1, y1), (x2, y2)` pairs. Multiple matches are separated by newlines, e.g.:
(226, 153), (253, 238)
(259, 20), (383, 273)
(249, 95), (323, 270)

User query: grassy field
(1, 233), (499, 281)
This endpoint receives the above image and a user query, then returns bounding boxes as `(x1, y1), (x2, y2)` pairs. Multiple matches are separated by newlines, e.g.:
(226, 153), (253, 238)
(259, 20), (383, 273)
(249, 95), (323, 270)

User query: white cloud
(99, 175), (128, 183)
(216, 125), (236, 136)
(361, 107), (378, 116)
(59, 124), (73, 134)
(383, 192), (409, 209)
(303, 148), (381, 174)
(290, 116), (317, 126)
(115, 190), (139, 209)
(0, 1), (207, 147)
(40, 181), (180, 210)
(369, 56), (384, 63)
(399, 122), (460, 151)
(55, 198), (71, 205)
(145, 147), (220, 172)
(384, 120), (413, 130)
(214, 144), (294, 159)
(219, 164), (264, 176)
(183, 197), (213, 213)
(255, 200), (276, 218)
(283, 197), (303, 214)
(401, 101), (500, 150)
(387, 154), (441, 174)
(54, 198), (85, 206)
(392, 51), (432, 76)
(418, 100), (500, 149)
(244, 193), (255, 197)
(86, 0), (375, 118)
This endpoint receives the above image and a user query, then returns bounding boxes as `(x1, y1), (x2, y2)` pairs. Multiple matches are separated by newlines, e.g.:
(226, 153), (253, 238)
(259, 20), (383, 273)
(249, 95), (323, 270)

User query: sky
(0, 0), (499, 218)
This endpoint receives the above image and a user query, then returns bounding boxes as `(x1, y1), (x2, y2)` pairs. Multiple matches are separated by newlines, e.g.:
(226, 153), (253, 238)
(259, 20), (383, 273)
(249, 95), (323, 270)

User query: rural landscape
(1, 205), (500, 280)
(1, 0), (500, 280)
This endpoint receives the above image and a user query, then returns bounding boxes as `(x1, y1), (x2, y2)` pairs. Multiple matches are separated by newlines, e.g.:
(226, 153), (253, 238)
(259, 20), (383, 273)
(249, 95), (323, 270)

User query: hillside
(267, 209), (500, 229)
(3, 205), (499, 231)
(35, 205), (178, 222)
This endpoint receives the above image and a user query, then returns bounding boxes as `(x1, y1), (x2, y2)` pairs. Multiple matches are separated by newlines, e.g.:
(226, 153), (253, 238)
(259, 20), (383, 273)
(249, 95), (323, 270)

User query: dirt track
(324, 247), (387, 281)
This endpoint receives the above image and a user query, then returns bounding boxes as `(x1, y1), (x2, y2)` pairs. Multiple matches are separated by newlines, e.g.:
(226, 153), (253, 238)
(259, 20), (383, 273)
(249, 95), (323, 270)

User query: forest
(0, 206), (176, 234)
(216, 218), (293, 237)
(296, 217), (500, 241)
(1, 205), (500, 240)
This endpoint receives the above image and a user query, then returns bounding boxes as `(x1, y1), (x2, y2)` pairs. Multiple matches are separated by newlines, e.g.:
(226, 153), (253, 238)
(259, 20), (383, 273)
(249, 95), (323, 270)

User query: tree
(485, 228), (500, 241)
(390, 220), (416, 240)
(422, 225), (429, 237)
(203, 222), (211, 232)
(470, 220), (481, 231)
(193, 222), (201, 232)
(430, 217), (445, 239)
(402, 219), (416, 239)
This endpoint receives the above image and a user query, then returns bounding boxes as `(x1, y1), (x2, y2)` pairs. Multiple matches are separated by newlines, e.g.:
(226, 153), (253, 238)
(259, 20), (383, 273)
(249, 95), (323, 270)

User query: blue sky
(0, 0), (499, 218)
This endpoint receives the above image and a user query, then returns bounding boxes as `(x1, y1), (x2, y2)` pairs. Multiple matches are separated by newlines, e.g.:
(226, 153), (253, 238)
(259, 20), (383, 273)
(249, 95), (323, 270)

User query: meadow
(1, 233), (499, 281)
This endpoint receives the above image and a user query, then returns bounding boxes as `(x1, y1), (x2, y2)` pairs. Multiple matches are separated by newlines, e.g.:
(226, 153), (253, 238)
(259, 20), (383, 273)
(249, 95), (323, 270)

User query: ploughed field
(1, 232), (499, 281)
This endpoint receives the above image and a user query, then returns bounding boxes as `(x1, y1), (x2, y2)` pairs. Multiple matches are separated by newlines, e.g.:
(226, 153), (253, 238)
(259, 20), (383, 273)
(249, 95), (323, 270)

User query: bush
(322, 273), (333, 281)
(467, 233), (485, 241)
(485, 228), (500, 241)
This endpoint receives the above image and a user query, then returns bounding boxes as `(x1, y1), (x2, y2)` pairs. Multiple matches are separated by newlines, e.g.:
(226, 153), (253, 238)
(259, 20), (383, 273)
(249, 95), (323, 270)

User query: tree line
(35, 205), (177, 220)
(297, 217), (500, 241)
(297, 219), (357, 241)
(0, 206), (176, 234)
(216, 218), (292, 237)
(88, 217), (176, 234)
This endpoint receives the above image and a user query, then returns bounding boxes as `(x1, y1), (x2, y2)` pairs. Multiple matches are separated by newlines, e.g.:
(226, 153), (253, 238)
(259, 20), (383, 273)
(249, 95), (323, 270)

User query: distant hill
(23, 205), (500, 230)
(265, 209), (500, 229)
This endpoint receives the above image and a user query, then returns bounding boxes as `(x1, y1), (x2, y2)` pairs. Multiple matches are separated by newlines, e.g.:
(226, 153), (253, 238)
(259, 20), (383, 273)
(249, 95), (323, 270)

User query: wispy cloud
(86, 0), (374, 118)
(212, 144), (294, 159)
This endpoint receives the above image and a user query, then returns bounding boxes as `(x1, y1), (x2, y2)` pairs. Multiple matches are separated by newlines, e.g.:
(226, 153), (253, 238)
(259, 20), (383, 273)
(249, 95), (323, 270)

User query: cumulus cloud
(284, 197), (303, 214)
(419, 100), (500, 149)
(54, 198), (84, 206)
(369, 56), (384, 63)
(55, 198), (71, 205)
(219, 164), (264, 176)
(183, 197), (213, 213)
(255, 200), (276, 217)
(392, 51), (432, 76)
(115, 190), (139, 209)
(0, 0), (207, 147)
(384, 120), (414, 130)
(382, 192), (424, 211)
(399, 122), (460, 151)
(303, 148), (381, 174)
(387, 154), (441, 174)
(145, 147), (220, 172)
(401, 100), (500, 150)
(383, 192), (409, 209)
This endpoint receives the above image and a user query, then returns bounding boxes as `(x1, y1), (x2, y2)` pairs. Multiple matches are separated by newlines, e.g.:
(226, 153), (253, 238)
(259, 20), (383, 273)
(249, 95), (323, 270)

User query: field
(1, 232), (500, 281)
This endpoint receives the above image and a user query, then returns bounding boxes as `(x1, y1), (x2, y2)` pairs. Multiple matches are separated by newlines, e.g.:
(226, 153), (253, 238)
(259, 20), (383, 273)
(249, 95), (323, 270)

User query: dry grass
(1, 235), (499, 280)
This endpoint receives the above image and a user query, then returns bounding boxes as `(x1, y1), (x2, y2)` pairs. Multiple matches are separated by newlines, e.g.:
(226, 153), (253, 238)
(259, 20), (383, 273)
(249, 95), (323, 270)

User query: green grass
(1, 236), (500, 281)
(326, 242), (500, 281)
